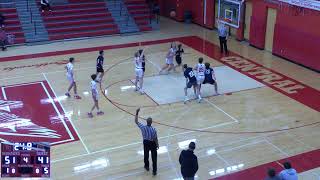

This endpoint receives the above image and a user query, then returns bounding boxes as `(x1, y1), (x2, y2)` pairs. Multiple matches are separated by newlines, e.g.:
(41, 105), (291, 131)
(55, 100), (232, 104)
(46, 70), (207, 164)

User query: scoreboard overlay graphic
(0, 81), (79, 145)
(1, 142), (50, 177)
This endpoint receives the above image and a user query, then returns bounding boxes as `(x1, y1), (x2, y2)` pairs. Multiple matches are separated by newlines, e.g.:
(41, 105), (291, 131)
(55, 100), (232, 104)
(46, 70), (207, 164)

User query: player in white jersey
(134, 49), (145, 94)
(194, 57), (205, 102)
(65, 57), (81, 99)
(159, 42), (176, 74)
(88, 74), (104, 118)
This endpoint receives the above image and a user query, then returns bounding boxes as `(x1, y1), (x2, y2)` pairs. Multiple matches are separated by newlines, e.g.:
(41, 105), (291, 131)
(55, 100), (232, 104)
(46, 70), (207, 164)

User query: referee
(135, 108), (159, 176)
(217, 19), (229, 54)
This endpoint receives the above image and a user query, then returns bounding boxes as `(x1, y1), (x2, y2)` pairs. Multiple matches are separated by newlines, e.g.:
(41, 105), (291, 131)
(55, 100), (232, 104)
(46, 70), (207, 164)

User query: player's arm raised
(135, 108), (140, 125)
(139, 46), (149, 58)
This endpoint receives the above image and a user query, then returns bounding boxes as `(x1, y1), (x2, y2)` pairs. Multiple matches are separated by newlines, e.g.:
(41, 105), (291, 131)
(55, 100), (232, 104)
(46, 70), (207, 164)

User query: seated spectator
(0, 27), (8, 51)
(265, 168), (281, 180)
(0, 13), (5, 27)
(40, 0), (52, 12)
(279, 162), (298, 180)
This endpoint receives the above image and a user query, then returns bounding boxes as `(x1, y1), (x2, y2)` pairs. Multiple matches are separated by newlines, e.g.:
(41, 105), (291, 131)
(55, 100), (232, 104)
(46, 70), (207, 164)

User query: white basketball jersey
(196, 63), (205, 76)
(90, 80), (98, 95)
(167, 48), (175, 59)
(135, 57), (143, 69)
(66, 62), (73, 76)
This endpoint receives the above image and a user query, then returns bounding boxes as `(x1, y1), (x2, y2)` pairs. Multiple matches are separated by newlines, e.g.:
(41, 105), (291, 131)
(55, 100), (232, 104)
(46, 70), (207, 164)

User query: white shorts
(67, 75), (75, 83)
(135, 68), (144, 78)
(166, 58), (173, 65)
(92, 93), (98, 101)
(197, 75), (205, 85)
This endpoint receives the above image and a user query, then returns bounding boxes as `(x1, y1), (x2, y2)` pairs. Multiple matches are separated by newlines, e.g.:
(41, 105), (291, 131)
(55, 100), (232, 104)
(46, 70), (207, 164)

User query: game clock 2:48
(1, 142), (50, 177)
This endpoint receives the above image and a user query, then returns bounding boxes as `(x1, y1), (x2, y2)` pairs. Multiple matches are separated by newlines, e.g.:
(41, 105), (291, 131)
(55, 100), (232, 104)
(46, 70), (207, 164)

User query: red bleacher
(39, 0), (119, 40)
(125, 0), (153, 31)
(0, 8), (25, 44)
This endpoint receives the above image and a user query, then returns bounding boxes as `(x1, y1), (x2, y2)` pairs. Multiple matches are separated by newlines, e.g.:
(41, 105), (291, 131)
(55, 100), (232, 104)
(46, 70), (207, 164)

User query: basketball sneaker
(97, 111), (104, 116)
(88, 112), (93, 118)
(184, 96), (189, 104)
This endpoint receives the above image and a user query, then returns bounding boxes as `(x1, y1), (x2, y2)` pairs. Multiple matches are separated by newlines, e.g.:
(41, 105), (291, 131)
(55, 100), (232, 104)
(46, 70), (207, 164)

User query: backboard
(218, 0), (244, 28)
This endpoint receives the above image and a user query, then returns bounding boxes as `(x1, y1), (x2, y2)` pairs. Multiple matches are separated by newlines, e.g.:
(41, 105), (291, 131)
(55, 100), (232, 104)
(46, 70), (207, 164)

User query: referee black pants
(143, 140), (157, 173)
(219, 36), (228, 54)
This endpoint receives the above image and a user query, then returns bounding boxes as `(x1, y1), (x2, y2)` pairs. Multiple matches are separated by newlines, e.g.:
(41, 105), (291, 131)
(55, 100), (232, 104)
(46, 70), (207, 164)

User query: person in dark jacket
(40, 0), (52, 12)
(0, 13), (5, 27)
(265, 168), (281, 180)
(0, 27), (8, 51)
(179, 142), (198, 180)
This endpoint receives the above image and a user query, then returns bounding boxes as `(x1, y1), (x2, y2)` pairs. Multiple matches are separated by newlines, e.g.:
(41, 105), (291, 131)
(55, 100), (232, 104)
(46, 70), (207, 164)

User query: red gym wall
(159, 0), (320, 71)
(250, 0), (320, 71)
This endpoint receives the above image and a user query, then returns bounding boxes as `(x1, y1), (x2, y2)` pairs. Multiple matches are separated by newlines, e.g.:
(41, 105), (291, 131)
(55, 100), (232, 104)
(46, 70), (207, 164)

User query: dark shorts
(142, 62), (146, 72)
(203, 79), (216, 85)
(97, 67), (104, 73)
(186, 81), (197, 88)
(175, 56), (182, 65)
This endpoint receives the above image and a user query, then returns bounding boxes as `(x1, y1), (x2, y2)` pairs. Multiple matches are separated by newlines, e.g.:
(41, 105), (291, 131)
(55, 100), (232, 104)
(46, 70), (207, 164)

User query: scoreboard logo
(0, 81), (79, 145)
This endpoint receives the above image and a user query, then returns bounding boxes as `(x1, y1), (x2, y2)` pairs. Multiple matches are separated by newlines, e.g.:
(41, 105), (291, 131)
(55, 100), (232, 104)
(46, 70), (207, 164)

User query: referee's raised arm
(135, 108), (140, 125)
(134, 108), (159, 176)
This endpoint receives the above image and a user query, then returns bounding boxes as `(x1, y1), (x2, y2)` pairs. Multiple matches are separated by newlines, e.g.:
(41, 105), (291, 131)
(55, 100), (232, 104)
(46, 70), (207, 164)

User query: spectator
(179, 142), (198, 180)
(279, 162), (298, 180)
(265, 168), (281, 180)
(0, 13), (5, 27)
(217, 19), (228, 54)
(0, 27), (8, 51)
(40, 0), (52, 12)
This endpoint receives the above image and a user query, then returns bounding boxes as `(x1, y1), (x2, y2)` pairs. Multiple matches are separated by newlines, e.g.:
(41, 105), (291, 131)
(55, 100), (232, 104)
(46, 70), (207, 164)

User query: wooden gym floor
(0, 17), (319, 180)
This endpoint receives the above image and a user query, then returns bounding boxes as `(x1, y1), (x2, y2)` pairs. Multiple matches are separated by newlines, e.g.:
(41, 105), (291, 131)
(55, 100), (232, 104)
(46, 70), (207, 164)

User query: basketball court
(0, 1), (319, 179)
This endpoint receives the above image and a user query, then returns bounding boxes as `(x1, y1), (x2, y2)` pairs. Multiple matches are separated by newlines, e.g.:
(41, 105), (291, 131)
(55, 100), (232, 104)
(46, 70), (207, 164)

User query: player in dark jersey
(183, 64), (197, 104)
(96, 50), (104, 82)
(173, 44), (184, 72)
(138, 49), (146, 72)
(203, 62), (219, 95)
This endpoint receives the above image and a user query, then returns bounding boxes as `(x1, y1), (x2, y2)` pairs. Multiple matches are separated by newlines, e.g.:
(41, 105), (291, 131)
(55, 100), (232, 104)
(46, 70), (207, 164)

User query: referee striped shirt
(137, 122), (157, 141)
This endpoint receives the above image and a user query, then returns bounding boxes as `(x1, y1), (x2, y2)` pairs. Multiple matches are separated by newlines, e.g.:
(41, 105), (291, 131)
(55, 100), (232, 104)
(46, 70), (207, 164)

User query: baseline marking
(43, 73), (90, 154)
(40, 82), (75, 141)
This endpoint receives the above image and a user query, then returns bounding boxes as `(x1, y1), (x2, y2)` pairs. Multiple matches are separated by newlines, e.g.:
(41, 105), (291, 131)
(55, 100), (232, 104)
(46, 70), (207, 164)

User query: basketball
(170, 11), (176, 18)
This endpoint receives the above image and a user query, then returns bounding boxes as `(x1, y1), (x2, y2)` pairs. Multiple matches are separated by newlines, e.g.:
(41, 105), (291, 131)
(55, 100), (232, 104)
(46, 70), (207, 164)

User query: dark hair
(183, 64), (188, 69)
(267, 168), (276, 177)
(146, 117), (152, 126)
(178, 44), (182, 49)
(91, 74), (97, 81)
(205, 62), (210, 69)
(189, 142), (196, 150)
(99, 50), (104, 55)
(199, 57), (203, 63)
(283, 162), (292, 169)
(138, 49), (143, 55)
(69, 57), (74, 62)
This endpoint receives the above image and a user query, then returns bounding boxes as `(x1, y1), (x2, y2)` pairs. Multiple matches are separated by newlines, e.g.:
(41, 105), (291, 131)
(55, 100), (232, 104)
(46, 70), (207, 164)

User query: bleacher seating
(125, 0), (153, 31)
(39, 0), (119, 40)
(0, 7), (25, 44)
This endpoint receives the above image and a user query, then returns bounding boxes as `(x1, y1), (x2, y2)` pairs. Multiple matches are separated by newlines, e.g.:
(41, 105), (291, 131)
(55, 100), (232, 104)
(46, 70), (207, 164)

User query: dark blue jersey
(184, 67), (197, 82)
(176, 48), (184, 58)
(205, 68), (214, 81)
(97, 55), (104, 68)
